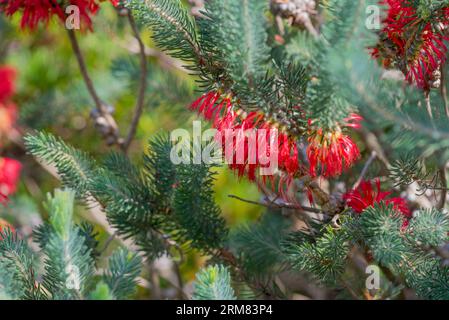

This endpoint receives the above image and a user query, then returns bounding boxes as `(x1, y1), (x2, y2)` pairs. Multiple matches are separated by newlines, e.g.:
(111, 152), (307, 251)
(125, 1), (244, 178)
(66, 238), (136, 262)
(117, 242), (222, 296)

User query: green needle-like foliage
(24, 132), (98, 199)
(0, 230), (45, 300)
(230, 213), (290, 274)
(41, 189), (95, 299)
(192, 265), (236, 300)
(172, 163), (227, 251)
(283, 224), (351, 286)
(103, 249), (142, 300)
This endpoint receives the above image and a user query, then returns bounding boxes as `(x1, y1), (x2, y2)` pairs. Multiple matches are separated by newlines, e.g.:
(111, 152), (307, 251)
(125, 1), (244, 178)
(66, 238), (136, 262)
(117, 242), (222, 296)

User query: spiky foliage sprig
(283, 223), (352, 286)
(192, 265), (236, 300)
(390, 157), (445, 195)
(230, 213), (290, 275)
(103, 249), (142, 300)
(172, 163), (227, 250)
(26, 131), (228, 259)
(0, 188), (142, 300)
(0, 229), (45, 300)
(24, 132), (98, 200)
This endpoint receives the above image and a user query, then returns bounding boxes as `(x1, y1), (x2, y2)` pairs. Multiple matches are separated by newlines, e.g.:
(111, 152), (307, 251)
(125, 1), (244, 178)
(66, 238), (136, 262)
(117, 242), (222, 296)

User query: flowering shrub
(0, 0), (448, 301)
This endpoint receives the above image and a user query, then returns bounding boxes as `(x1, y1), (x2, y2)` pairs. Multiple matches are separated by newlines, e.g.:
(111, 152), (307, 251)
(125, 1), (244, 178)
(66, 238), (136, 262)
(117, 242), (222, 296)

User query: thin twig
(438, 165), (447, 210)
(440, 63), (449, 118)
(67, 29), (104, 111)
(353, 151), (377, 189)
(121, 11), (148, 153)
(228, 194), (323, 214)
(172, 262), (185, 300)
(424, 90), (433, 119)
(66, 29), (120, 145)
(99, 232), (117, 255)
(358, 126), (390, 171)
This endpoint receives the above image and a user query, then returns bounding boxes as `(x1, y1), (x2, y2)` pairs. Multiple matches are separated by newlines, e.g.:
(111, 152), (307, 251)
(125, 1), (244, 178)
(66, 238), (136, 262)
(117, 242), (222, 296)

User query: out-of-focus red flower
(190, 91), (302, 197)
(0, 194), (7, 205)
(373, 0), (449, 89)
(0, 158), (22, 203)
(0, 102), (17, 139)
(0, 0), (117, 30)
(343, 179), (411, 217)
(306, 115), (362, 178)
(0, 65), (17, 143)
(0, 66), (16, 103)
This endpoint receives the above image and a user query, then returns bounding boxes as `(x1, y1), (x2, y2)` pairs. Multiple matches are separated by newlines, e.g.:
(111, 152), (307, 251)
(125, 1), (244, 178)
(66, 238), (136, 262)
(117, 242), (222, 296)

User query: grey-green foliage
(192, 265), (237, 300)
(110, 57), (194, 108)
(230, 212), (290, 274)
(280, 0), (362, 129)
(201, 0), (270, 86)
(127, 0), (310, 132)
(283, 224), (351, 286)
(360, 203), (408, 269)
(407, 209), (449, 246)
(0, 189), (142, 300)
(24, 132), (97, 199)
(282, 203), (449, 299)
(103, 249), (142, 300)
(360, 204), (449, 299)
(26, 132), (228, 260)
(126, 0), (201, 64)
(41, 189), (95, 299)
(0, 230), (45, 300)
(172, 163), (227, 250)
(322, 0), (449, 163)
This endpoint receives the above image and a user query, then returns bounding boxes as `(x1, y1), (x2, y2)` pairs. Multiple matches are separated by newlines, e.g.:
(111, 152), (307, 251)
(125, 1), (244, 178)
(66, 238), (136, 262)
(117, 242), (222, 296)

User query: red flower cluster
(343, 179), (410, 217)
(0, 157), (21, 197)
(0, 65), (21, 205)
(0, 66), (17, 143)
(190, 91), (302, 193)
(0, 158), (21, 206)
(0, 66), (15, 102)
(306, 114), (362, 178)
(373, 0), (449, 89)
(0, 0), (118, 30)
(190, 92), (363, 200)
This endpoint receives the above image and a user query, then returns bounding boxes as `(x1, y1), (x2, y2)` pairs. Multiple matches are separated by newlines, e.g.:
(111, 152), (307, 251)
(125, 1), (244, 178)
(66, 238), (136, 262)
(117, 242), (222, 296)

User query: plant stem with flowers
(1, 0), (449, 300)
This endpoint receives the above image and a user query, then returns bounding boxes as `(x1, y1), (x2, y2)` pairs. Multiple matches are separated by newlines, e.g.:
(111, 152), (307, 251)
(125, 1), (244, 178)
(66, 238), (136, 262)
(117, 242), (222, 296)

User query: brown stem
(353, 151), (377, 189)
(67, 29), (105, 113)
(438, 165), (447, 210)
(172, 262), (185, 300)
(66, 29), (120, 145)
(121, 11), (148, 153)
(440, 63), (449, 118)
(228, 194), (324, 214)
(424, 90), (433, 119)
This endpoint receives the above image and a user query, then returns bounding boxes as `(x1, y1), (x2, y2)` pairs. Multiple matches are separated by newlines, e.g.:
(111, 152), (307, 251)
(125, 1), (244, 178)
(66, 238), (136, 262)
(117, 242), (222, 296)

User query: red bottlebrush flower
(306, 115), (361, 178)
(343, 179), (411, 217)
(0, 66), (16, 103)
(190, 91), (302, 191)
(0, 158), (22, 200)
(373, 0), (449, 89)
(0, 0), (116, 30)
